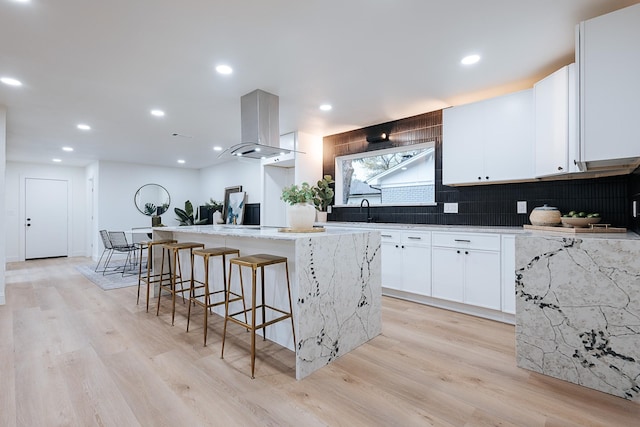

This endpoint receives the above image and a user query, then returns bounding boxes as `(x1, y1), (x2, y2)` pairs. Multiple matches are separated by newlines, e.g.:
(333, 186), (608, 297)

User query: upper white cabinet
(443, 89), (534, 185)
(534, 64), (579, 177)
(577, 3), (640, 169)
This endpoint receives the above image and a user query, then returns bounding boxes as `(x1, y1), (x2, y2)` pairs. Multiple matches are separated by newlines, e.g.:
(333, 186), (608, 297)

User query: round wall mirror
(134, 184), (171, 216)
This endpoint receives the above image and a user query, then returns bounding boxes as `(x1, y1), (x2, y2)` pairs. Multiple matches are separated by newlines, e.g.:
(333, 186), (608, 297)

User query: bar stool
(136, 238), (177, 311)
(221, 254), (296, 379)
(187, 247), (246, 346)
(157, 241), (205, 325)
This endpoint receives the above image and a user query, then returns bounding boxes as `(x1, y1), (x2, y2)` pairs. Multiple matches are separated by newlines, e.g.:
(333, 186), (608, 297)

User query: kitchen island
(515, 232), (640, 401)
(153, 225), (381, 380)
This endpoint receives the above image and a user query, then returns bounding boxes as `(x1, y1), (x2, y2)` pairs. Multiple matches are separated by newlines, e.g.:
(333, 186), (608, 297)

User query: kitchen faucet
(360, 198), (373, 223)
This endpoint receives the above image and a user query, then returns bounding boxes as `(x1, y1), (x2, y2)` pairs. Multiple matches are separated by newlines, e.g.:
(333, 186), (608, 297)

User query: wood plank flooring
(1, 257), (639, 426)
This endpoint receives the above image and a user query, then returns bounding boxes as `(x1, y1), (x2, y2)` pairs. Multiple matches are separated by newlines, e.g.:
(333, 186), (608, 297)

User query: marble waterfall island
(515, 233), (640, 402)
(153, 225), (381, 380)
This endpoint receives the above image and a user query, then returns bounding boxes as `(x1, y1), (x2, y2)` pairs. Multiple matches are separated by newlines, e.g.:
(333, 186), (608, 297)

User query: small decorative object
(226, 192), (246, 225)
(175, 200), (208, 225)
(281, 182), (316, 229)
(529, 204), (561, 226)
(204, 198), (225, 224)
(312, 175), (334, 223)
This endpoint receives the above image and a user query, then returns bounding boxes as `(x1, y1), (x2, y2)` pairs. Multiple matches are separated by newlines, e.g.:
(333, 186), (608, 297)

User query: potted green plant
(312, 175), (334, 222)
(174, 200), (208, 226)
(281, 182), (316, 229)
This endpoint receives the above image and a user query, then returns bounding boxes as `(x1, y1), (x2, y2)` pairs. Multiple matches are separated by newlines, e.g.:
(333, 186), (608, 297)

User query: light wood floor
(1, 257), (639, 427)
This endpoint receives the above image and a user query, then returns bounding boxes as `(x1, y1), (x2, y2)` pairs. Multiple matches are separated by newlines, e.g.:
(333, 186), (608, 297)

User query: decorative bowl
(529, 204), (562, 226)
(560, 217), (602, 228)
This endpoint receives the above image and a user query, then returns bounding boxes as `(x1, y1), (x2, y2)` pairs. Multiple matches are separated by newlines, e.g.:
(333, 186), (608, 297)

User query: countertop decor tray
(278, 227), (326, 233)
(523, 224), (627, 233)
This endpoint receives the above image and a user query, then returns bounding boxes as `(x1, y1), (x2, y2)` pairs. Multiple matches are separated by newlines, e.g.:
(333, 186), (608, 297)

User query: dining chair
(107, 231), (138, 276)
(95, 230), (114, 273)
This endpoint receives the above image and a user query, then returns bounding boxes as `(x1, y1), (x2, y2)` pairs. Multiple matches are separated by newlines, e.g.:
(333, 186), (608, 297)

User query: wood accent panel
(323, 110), (443, 180)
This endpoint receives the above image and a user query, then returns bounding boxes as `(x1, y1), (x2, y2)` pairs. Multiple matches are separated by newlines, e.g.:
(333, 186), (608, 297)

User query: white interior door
(25, 178), (69, 259)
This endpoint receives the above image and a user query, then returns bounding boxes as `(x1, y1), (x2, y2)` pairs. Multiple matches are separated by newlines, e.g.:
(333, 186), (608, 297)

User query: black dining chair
(107, 231), (138, 276)
(95, 230), (114, 274)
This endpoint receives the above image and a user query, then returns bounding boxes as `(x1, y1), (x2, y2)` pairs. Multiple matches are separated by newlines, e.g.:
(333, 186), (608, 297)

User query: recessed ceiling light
(215, 65), (233, 75)
(52, 158), (62, 163)
(1, 77), (22, 87)
(319, 104), (332, 111)
(77, 124), (91, 130)
(62, 146), (74, 152)
(150, 109), (165, 117)
(213, 146), (222, 151)
(461, 54), (481, 65)
(177, 159), (185, 164)
(255, 147), (261, 152)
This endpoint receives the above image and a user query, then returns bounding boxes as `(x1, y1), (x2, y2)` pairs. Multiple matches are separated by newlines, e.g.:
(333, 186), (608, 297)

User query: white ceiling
(1, 0), (638, 169)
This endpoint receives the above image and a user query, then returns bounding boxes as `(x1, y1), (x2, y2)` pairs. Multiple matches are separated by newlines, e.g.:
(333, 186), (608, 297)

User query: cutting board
(523, 224), (627, 233)
(278, 227), (326, 233)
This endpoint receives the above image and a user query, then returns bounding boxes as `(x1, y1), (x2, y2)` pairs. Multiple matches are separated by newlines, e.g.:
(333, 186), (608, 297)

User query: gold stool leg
(203, 254), (210, 346)
(221, 261), (233, 359)
(156, 247), (168, 316)
(250, 265), (257, 379)
(285, 261), (296, 347)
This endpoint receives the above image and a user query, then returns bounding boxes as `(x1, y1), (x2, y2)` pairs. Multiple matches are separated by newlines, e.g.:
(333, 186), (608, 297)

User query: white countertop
(324, 221), (525, 234)
(153, 225), (378, 241)
(324, 221), (640, 239)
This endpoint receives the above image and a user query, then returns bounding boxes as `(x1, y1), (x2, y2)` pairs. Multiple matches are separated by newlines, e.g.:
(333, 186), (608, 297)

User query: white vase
(212, 210), (224, 224)
(316, 210), (328, 223)
(287, 203), (316, 229)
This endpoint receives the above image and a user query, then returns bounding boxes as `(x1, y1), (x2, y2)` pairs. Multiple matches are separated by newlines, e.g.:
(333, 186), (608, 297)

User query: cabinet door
(381, 241), (403, 290)
(431, 247), (464, 303)
(442, 103), (485, 185)
(483, 90), (534, 182)
(402, 243), (431, 296)
(534, 66), (570, 176)
(580, 4), (640, 162)
(464, 250), (501, 310)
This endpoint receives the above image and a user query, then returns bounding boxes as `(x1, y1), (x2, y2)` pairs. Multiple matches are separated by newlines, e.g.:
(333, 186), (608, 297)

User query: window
(334, 142), (436, 206)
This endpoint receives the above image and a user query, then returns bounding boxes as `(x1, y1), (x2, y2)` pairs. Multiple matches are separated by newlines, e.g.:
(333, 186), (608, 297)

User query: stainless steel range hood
(219, 89), (294, 159)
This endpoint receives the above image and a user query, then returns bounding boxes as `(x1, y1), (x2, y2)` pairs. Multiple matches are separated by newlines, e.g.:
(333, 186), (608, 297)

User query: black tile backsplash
(325, 111), (634, 229)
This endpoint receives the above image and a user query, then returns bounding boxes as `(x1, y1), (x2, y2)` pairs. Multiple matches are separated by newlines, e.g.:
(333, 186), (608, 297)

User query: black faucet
(360, 198), (373, 223)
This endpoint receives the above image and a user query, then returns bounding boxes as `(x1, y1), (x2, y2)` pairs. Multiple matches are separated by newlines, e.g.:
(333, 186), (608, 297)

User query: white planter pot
(212, 210), (224, 224)
(316, 211), (328, 223)
(287, 203), (316, 229)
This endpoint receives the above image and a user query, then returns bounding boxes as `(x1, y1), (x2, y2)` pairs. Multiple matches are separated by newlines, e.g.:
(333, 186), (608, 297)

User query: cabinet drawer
(401, 231), (431, 245)
(432, 232), (500, 251)
(379, 230), (401, 243)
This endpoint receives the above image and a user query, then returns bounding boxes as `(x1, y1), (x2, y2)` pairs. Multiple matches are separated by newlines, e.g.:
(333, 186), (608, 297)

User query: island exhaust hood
(219, 89), (296, 159)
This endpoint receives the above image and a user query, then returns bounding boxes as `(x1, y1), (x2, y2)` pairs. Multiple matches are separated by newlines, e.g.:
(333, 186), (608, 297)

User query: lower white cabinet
(380, 230), (431, 296)
(431, 232), (501, 311)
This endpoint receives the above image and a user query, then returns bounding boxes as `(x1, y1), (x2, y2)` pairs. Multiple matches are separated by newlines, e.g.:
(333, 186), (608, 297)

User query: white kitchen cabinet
(431, 232), (501, 310)
(501, 235), (516, 315)
(534, 64), (579, 177)
(577, 3), (640, 168)
(380, 230), (431, 296)
(443, 89), (534, 185)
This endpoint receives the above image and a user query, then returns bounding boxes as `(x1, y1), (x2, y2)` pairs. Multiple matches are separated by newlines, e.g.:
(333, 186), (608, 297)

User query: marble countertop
(324, 222), (525, 234)
(325, 221), (640, 239)
(153, 225), (377, 241)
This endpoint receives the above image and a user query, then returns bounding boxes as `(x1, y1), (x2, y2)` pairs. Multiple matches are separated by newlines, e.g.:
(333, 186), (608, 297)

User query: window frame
(333, 142), (437, 207)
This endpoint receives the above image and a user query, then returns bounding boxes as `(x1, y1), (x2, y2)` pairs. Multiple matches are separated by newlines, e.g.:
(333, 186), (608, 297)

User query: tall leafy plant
(174, 200), (208, 225)
(312, 175), (335, 212)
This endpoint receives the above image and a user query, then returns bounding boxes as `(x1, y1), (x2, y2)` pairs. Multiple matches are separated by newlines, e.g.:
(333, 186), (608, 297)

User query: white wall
(92, 161), (200, 259)
(5, 161), (87, 263)
(198, 158), (261, 204)
(0, 106), (6, 304)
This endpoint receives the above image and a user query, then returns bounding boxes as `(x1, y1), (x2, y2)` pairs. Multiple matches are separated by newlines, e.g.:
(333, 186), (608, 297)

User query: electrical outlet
(443, 202), (458, 214)
(517, 201), (527, 214)
(327, 205), (332, 214)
